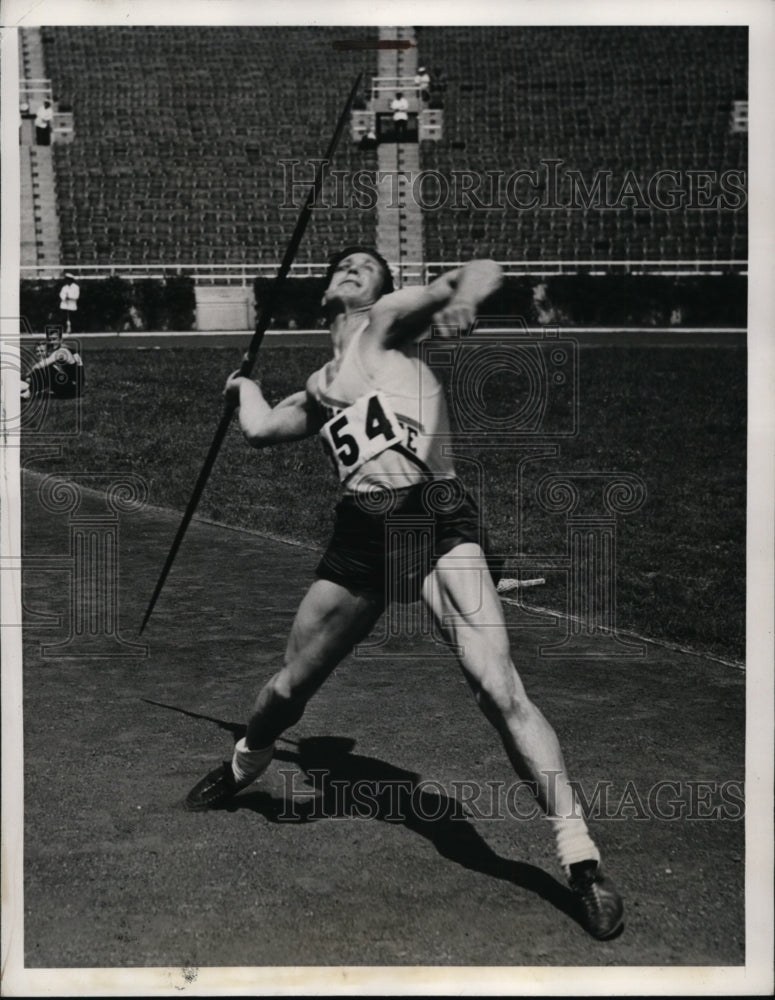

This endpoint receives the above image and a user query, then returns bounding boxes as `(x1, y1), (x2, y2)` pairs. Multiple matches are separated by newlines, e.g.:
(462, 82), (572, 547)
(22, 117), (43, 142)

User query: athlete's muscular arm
(371, 259), (502, 348)
(224, 373), (321, 448)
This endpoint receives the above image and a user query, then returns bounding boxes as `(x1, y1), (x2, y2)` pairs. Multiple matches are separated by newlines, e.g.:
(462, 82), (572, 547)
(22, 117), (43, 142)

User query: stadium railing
(371, 76), (425, 106)
(20, 260), (748, 284)
(19, 78), (53, 108)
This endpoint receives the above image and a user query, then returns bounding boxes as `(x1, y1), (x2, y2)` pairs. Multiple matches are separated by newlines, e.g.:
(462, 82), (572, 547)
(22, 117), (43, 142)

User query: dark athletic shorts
(316, 478), (503, 603)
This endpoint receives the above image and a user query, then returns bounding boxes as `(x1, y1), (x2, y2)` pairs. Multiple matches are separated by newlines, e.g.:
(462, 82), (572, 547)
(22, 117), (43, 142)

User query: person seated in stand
(21, 327), (84, 400)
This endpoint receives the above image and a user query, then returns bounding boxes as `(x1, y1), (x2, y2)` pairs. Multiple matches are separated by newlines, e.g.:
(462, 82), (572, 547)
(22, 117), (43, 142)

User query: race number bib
(321, 392), (403, 483)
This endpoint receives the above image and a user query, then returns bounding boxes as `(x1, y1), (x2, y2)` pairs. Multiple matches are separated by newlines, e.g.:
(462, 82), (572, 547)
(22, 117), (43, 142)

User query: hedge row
(19, 272), (746, 333)
(507, 273), (747, 328)
(259, 273), (747, 328)
(254, 277), (327, 329)
(20, 276), (196, 333)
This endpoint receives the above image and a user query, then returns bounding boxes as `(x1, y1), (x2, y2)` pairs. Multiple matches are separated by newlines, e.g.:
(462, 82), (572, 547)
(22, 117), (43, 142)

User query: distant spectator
(59, 272), (80, 333)
(21, 327), (84, 400)
(390, 92), (409, 141)
(34, 99), (53, 145)
(116, 303), (145, 333)
(532, 283), (558, 325)
(414, 66), (431, 102)
(359, 128), (378, 151)
(19, 102), (30, 144)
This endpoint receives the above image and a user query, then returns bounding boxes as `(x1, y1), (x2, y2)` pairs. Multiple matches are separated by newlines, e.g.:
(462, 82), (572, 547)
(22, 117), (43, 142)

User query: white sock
(549, 816), (601, 876)
(231, 737), (275, 784)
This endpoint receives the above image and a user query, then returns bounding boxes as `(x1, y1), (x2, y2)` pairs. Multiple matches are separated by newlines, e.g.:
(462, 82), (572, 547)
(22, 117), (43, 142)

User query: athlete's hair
(324, 246), (395, 298)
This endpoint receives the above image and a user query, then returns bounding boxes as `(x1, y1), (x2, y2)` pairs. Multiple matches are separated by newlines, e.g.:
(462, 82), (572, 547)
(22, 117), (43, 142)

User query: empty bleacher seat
(416, 26), (747, 264)
(42, 25), (380, 265)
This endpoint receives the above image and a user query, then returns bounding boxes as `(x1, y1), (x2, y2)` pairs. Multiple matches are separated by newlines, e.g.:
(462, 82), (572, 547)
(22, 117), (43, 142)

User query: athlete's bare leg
(421, 542), (625, 936)
(421, 543), (583, 824)
(245, 578), (384, 749)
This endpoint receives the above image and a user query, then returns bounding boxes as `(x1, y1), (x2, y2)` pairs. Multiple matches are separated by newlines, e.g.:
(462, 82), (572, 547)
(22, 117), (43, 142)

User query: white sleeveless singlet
(307, 323), (456, 493)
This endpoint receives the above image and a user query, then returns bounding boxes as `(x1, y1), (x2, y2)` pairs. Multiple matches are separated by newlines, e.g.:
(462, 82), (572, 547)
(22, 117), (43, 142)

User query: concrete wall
(195, 286), (255, 331)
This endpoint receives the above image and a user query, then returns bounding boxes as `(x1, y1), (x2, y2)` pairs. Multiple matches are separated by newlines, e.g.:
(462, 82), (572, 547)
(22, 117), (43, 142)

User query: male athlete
(186, 247), (624, 940)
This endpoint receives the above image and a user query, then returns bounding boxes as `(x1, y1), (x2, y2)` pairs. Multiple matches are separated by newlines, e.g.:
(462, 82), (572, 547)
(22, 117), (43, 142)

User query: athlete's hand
(431, 298), (477, 338)
(223, 370), (247, 406)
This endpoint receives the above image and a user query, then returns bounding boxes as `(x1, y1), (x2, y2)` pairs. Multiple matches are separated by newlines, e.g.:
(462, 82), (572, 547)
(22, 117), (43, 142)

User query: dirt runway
(19, 470), (745, 971)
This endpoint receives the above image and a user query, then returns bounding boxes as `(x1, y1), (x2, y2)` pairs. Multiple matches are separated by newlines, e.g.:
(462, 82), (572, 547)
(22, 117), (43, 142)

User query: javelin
(140, 73), (363, 634)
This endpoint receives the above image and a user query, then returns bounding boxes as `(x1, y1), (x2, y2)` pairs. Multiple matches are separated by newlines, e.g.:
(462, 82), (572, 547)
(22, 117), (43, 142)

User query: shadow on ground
(144, 699), (595, 935)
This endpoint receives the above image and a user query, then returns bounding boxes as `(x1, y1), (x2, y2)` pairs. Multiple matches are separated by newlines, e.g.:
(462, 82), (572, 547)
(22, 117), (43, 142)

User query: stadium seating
(41, 25), (747, 267)
(41, 26), (379, 265)
(415, 26), (747, 263)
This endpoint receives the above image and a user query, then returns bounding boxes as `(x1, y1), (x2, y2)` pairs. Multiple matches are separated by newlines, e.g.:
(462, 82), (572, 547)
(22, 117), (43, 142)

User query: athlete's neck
(329, 306), (371, 357)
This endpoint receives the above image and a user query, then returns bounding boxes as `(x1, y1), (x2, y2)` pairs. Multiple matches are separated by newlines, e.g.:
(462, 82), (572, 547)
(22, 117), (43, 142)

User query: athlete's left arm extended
(223, 373), (321, 448)
(372, 259), (502, 347)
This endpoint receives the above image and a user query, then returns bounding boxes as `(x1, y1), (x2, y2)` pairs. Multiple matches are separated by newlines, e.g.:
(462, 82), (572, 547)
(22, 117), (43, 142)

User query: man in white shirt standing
(414, 66), (431, 102)
(59, 272), (80, 333)
(34, 99), (54, 145)
(390, 91), (409, 142)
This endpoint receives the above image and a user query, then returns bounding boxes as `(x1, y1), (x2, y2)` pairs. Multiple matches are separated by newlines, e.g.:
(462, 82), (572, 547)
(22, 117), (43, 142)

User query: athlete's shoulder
(305, 359), (338, 400)
(305, 366), (322, 398)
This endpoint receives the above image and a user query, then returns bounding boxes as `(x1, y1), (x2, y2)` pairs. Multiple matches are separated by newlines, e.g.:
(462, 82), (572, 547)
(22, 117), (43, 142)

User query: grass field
(21, 339), (746, 662)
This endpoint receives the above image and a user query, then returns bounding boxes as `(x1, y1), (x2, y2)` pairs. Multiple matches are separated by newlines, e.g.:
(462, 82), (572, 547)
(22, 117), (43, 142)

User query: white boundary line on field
(499, 594), (745, 671)
(20, 469), (746, 673)
(18, 327), (748, 340)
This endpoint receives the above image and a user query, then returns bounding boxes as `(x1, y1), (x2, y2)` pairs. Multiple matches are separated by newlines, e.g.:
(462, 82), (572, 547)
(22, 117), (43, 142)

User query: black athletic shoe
(569, 861), (624, 940)
(185, 761), (252, 811)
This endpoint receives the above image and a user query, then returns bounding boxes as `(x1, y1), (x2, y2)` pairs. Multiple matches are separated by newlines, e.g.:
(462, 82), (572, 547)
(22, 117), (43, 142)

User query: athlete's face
(323, 253), (385, 309)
